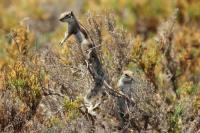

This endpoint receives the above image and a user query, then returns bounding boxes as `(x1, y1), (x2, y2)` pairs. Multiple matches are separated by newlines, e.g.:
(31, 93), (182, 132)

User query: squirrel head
(122, 70), (133, 78)
(117, 70), (134, 88)
(59, 11), (75, 23)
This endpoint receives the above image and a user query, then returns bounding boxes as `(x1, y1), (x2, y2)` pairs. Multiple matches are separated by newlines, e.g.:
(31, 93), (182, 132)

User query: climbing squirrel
(59, 11), (106, 115)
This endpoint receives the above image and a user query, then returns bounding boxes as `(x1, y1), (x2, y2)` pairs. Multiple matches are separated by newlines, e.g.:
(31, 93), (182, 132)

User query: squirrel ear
(70, 11), (74, 16)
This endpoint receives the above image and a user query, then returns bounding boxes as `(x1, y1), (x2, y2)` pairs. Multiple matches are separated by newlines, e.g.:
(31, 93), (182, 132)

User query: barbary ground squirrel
(59, 11), (105, 115)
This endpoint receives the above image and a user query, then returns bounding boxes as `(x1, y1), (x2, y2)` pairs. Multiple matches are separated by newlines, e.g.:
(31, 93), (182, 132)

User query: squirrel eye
(124, 74), (129, 77)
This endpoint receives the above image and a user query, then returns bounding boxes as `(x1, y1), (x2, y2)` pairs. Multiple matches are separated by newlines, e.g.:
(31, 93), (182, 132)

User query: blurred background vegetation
(0, 0), (200, 132)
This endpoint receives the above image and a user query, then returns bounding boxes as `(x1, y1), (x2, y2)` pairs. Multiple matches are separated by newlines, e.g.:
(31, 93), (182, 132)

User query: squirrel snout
(59, 18), (64, 22)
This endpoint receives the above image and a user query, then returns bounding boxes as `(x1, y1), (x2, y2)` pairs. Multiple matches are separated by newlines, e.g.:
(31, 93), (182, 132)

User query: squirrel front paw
(59, 41), (64, 46)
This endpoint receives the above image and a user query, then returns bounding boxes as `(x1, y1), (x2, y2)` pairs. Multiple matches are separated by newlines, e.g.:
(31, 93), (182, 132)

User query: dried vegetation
(0, 0), (200, 133)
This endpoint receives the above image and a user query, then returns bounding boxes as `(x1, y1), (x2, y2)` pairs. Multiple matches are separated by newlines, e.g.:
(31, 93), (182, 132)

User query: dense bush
(0, 0), (200, 132)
